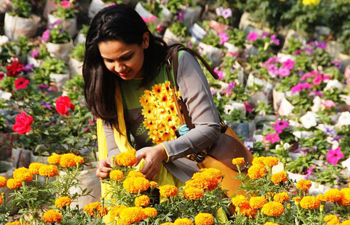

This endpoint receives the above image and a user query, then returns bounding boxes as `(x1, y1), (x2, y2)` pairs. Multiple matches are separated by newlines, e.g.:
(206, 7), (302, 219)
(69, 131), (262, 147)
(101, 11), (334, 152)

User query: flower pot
(309, 181), (331, 195)
(278, 98), (294, 116)
(68, 57), (83, 76)
(163, 28), (182, 46)
(11, 148), (32, 168)
(0, 160), (14, 205)
(288, 152), (303, 161)
(74, 31), (86, 45)
(27, 55), (42, 68)
(228, 121), (255, 139)
(250, 91), (269, 108)
(43, 0), (57, 19)
(283, 29), (307, 49)
(198, 42), (223, 68)
(287, 171), (305, 182)
(209, 20), (229, 34)
(254, 115), (277, 126)
(50, 73), (70, 92)
(223, 43), (240, 56)
(48, 14), (77, 37)
(313, 26), (330, 41)
(189, 23), (207, 43)
(272, 89), (286, 112)
(238, 12), (270, 34)
(4, 13), (40, 41)
(134, 2), (170, 26)
(245, 73), (273, 95)
(88, 0), (107, 19)
(46, 41), (74, 62)
(0, 0), (12, 13)
(337, 53), (350, 69)
(182, 6), (201, 28)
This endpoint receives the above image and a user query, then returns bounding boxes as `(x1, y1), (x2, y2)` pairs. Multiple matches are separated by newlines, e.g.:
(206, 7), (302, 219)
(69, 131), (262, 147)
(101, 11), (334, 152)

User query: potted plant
(41, 56), (69, 92)
(68, 43), (85, 76)
(88, 0), (123, 18)
(199, 31), (223, 68)
(163, 20), (189, 45)
(135, 0), (171, 26)
(74, 24), (89, 45)
(27, 45), (51, 67)
(48, 0), (78, 37)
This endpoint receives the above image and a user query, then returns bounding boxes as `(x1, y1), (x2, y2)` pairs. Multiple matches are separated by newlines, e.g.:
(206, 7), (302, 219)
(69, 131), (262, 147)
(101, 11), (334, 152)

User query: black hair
(83, 4), (168, 130)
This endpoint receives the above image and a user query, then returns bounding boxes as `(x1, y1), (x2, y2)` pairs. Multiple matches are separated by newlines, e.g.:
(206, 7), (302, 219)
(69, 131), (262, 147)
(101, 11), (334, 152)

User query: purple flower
(327, 147), (344, 165)
(333, 135), (343, 141)
(244, 138), (255, 150)
(222, 8), (232, 19)
(277, 67), (290, 77)
(322, 126), (336, 137)
(308, 41), (316, 46)
(42, 30), (50, 42)
(49, 19), (62, 28)
(283, 59), (295, 70)
(331, 59), (342, 69)
(40, 100), (51, 109)
(317, 42), (327, 49)
(271, 120), (289, 134)
(59, 29), (64, 34)
(294, 49), (303, 55)
(270, 34), (280, 46)
(247, 31), (259, 42)
(305, 47), (314, 55)
(219, 32), (229, 45)
(261, 31), (270, 38)
(175, 11), (185, 21)
(264, 57), (276, 66)
(305, 165), (316, 179)
(37, 84), (48, 90)
(22, 64), (34, 72)
(227, 82), (236, 91)
(31, 49), (40, 58)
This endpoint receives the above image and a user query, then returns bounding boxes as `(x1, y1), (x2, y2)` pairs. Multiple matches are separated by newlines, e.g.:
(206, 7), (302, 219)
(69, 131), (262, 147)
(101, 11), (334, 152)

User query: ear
(142, 32), (150, 49)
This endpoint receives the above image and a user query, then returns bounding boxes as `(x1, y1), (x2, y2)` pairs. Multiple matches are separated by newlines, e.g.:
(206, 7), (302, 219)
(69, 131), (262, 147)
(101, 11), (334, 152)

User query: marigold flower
(273, 193), (289, 203)
(231, 195), (249, 208)
(249, 196), (267, 209)
(5, 221), (27, 225)
(123, 177), (150, 194)
(110, 170), (124, 181)
(143, 207), (157, 217)
(174, 218), (194, 225)
(324, 215), (338, 222)
(200, 168), (222, 181)
(83, 202), (108, 217)
(194, 213), (214, 225)
(232, 158), (245, 166)
(127, 171), (145, 178)
(13, 167), (33, 183)
(114, 150), (137, 167)
(248, 164), (267, 179)
(299, 196), (320, 209)
(55, 196), (72, 208)
(109, 205), (127, 219)
(184, 187), (204, 200)
(47, 153), (61, 165)
(160, 185), (178, 198)
(0, 194), (3, 206)
(0, 176), (7, 187)
(324, 189), (341, 202)
(150, 181), (158, 188)
(271, 171), (288, 184)
(342, 220), (350, 225)
(252, 157), (265, 165)
(29, 163), (45, 175)
(317, 194), (326, 202)
(59, 153), (77, 167)
(264, 223), (279, 225)
(296, 179), (312, 191)
(74, 156), (84, 164)
(135, 195), (150, 207)
(263, 156), (279, 167)
(237, 204), (257, 218)
(42, 210), (62, 223)
(39, 165), (59, 177)
(161, 223), (174, 225)
(7, 178), (22, 189)
(338, 188), (350, 206)
(120, 207), (146, 224)
(261, 202), (284, 216)
(191, 171), (219, 191)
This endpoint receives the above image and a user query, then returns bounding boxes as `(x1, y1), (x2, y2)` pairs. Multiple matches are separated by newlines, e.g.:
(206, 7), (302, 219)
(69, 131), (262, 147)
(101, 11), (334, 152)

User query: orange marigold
(248, 164), (267, 179)
(338, 188), (350, 206)
(324, 189), (341, 202)
(29, 163), (45, 175)
(174, 218), (194, 225)
(324, 215), (340, 225)
(200, 168), (222, 181)
(114, 150), (137, 167)
(55, 196), (72, 208)
(263, 156), (279, 167)
(42, 210), (62, 223)
(184, 187), (204, 200)
(231, 195), (249, 208)
(296, 179), (312, 191)
(249, 196), (267, 209)
(123, 177), (150, 194)
(191, 171), (219, 191)
(13, 167), (33, 183)
(194, 213), (214, 225)
(39, 165), (58, 177)
(47, 153), (61, 165)
(135, 195), (150, 207)
(7, 178), (22, 189)
(127, 171), (145, 178)
(59, 153), (77, 168)
(0, 194), (3, 206)
(110, 170), (124, 181)
(5, 221), (27, 225)
(0, 176), (7, 188)
(74, 156), (84, 164)
(160, 185), (178, 198)
(261, 202), (284, 217)
(252, 157), (265, 165)
(150, 181), (158, 188)
(143, 207), (157, 217)
(271, 171), (288, 184)
(317, 194), (326, 202)
(120, 207), (146, 224)
(109, 205), (127, 219)
(237, 204), (257, 219)
(273, 193), (289, 203)
(232, 157), (245, 166)
(84, 202), (108, 217)
(299, 196), (320, 209)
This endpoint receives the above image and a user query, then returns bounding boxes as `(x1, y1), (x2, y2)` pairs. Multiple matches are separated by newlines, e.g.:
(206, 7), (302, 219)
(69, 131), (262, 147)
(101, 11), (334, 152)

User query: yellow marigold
(39, 165), (58, 177)
(194, 213), (214, 225)
(252, 157), (265, 165)
(109, 205), (127, 219)
(159, 185), (178, 197)
(174, 218), (194, 225)
(150, 181), (158, 188)
(7, 178), (22, 189)
(324, 215), (338, 222)
(248, 164), (267, 179)
(324, 189), (341, 202)
(232, 158), (245, 166)
(296, 179), (312, 191)
(338, 188), (350, 206)
(264, 223), (279, 225)
(29, 163), (45, 175)
(302, 0), (320, 6)
(273, 193), (289, 203)
(13, 167), (33, 183)
(237, 204), (257, 219)
(161, 223), (174, 225)
(184, 187), (204, 200)
(74, 156), (84, 164)
(114, 150), (137, 167)
(110, 170), (124, 181)
(127, 171), (145, 178)
(120, 207), (146, 224)
(200, 168), (222, 181)
(191, 171), (219, 191)
(5, 222), (27, 225)
(42, 210), (62, 223)
(317, 194), (326, 202)
(271, 171), (288, 184)
(342, 220), (350, 225)
(123, 177), (150, 194)
(143, 207), (157, 217)
(135, 195), (150, 207)
(261, 202), (284, 217)
(83, 202), (108, 217)
(299, 196), (320, 209)
(59, 153), (77, 168)
(55, 196), (72, 208)
(0, 176), (7, 188)
(249, 196), (267, 209)
(47, 153), (61, 165)
(263, 156), (279, 167)
(231, 195), (249, 208)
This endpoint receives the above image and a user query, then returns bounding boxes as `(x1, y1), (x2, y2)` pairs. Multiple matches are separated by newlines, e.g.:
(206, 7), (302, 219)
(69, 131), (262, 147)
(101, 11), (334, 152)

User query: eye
(121, 54), (133, 61)
(105, 59), (114, 63)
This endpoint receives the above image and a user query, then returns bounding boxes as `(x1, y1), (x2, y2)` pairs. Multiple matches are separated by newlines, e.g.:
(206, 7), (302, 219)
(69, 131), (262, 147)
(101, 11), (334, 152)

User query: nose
(114, 62), (125, 73)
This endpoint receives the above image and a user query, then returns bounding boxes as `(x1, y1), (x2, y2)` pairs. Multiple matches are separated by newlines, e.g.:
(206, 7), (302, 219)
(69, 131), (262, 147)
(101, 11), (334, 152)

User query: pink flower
(247, 31), (259, 41)
(157, 25), (162, 33)
(270, 34), (280, 46)
(305, 165), (316, 179)
(322, 100), (336, 109)
(14, 77), (29, 90)
(300, 71), (317, 81)
(214, 68), (224, 80)
(265, 133), (280, 144)
(31, 49), (40, 58)
(271, 120), (289, 134)
(277, 67), (290, 77)
(268, 64), (278, 75)
(109, 3), (116, 6)
(219, 33), (229, 45)
(327, 147), (344, 165)
(60, 1), (71, 8)
(283, 59), (295, 70)
(313, 75), (323, 85)
(42, 30), (50, 42)
(291, 83), (313, 94)
(244, 102), (253, 112)
(142, 16), (156, 23)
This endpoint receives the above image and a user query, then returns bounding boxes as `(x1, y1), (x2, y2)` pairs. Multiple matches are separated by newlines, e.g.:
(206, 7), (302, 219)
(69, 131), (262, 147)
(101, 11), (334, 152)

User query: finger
(136, 152), (146, 164)
(96, 170), (110, 179)
(140, 160), (152, 174)
(100, 167), (112, 173)
(101, 159), (111, 167)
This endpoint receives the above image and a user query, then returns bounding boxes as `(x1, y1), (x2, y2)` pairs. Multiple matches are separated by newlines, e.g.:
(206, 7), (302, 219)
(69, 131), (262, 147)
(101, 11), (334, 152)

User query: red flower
(12, 112), (34, 134)
(14, 77), (29, 90)
(6, 60), (23, 77)
(0, 72), (4, 80)
(55, 96), (75, 115)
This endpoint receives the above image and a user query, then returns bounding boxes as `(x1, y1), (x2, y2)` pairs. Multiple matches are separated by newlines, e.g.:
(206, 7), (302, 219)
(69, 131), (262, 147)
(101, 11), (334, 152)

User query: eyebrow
(101, 51), (134, 60)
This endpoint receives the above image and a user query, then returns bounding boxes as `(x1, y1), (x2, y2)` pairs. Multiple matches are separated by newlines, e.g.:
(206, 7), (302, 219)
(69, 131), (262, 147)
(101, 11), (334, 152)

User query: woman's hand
(96, 158), (112, 179)
(136, 144), (168, 181)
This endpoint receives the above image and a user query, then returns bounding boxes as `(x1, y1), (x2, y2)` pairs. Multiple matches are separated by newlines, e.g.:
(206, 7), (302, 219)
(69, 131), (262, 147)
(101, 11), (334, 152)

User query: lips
(119, 70), (130, 77)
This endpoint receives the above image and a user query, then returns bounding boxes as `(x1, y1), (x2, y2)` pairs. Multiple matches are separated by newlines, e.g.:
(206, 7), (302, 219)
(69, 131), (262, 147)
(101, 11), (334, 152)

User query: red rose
(12, 112), (34, 134)
(14, 77), (30, 90)
(55, 96), (75, 115)
(6, 60), (23, 77)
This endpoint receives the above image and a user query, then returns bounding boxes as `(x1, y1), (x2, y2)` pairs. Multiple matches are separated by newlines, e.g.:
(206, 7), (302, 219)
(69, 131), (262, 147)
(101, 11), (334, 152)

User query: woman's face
(98, 33), (149, 80)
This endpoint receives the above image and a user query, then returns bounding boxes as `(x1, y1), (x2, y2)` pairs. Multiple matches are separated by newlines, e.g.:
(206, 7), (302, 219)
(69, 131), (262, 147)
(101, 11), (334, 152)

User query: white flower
(324, 80), (344, 92)
(326, 136), (339, 149)
(311, 96), (322, 112)
(223, 104), (234, 115)
(0, 35), (9, 46)
(335, 112), (350, 128)
(300, 111), (318, 129)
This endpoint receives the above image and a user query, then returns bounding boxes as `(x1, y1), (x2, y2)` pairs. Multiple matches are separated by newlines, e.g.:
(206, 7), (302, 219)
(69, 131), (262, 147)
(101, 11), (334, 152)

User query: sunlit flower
(184, 187), (204, 200)
(7, 178), (22, 189)
(263, 157), (279, 167)
(48, 153), (61, 165)
(13, 167), (33, 183)
(273, 193), (289, 203)
(39, 165), (58, 177)
(231, 195), (249, 208)
(55, 196), (72, 208)
(194, 213), (214, 225)
(83, 202), (108, 217)
(296, 179), (312, 191)
(249, 196), (267, 209)
(135, 195), (150, 207)
(300, 196), (320, 209)
(143, 207), (157, 217)
(174, 218), (194, 225)
(120, 207), (146, 224)
(327, 147), (344, 165)
(0, 176), (7, 188)
(114, 150), (137, 167)
(261, 202), (284, 216)
(323, 189), (341, 202)
(110, 170), (124, 181)
(271, 171), (288, 184)
(59, 153), (77, 168)
(123, 177), (150, 194)
(248, 164), (267, 179)
(42, 210), (62, 223)
(160, 185), (178, 198)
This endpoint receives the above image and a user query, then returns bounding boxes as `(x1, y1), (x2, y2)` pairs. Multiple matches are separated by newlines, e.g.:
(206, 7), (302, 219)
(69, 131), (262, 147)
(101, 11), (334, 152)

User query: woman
(83, 4), (221, 184)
